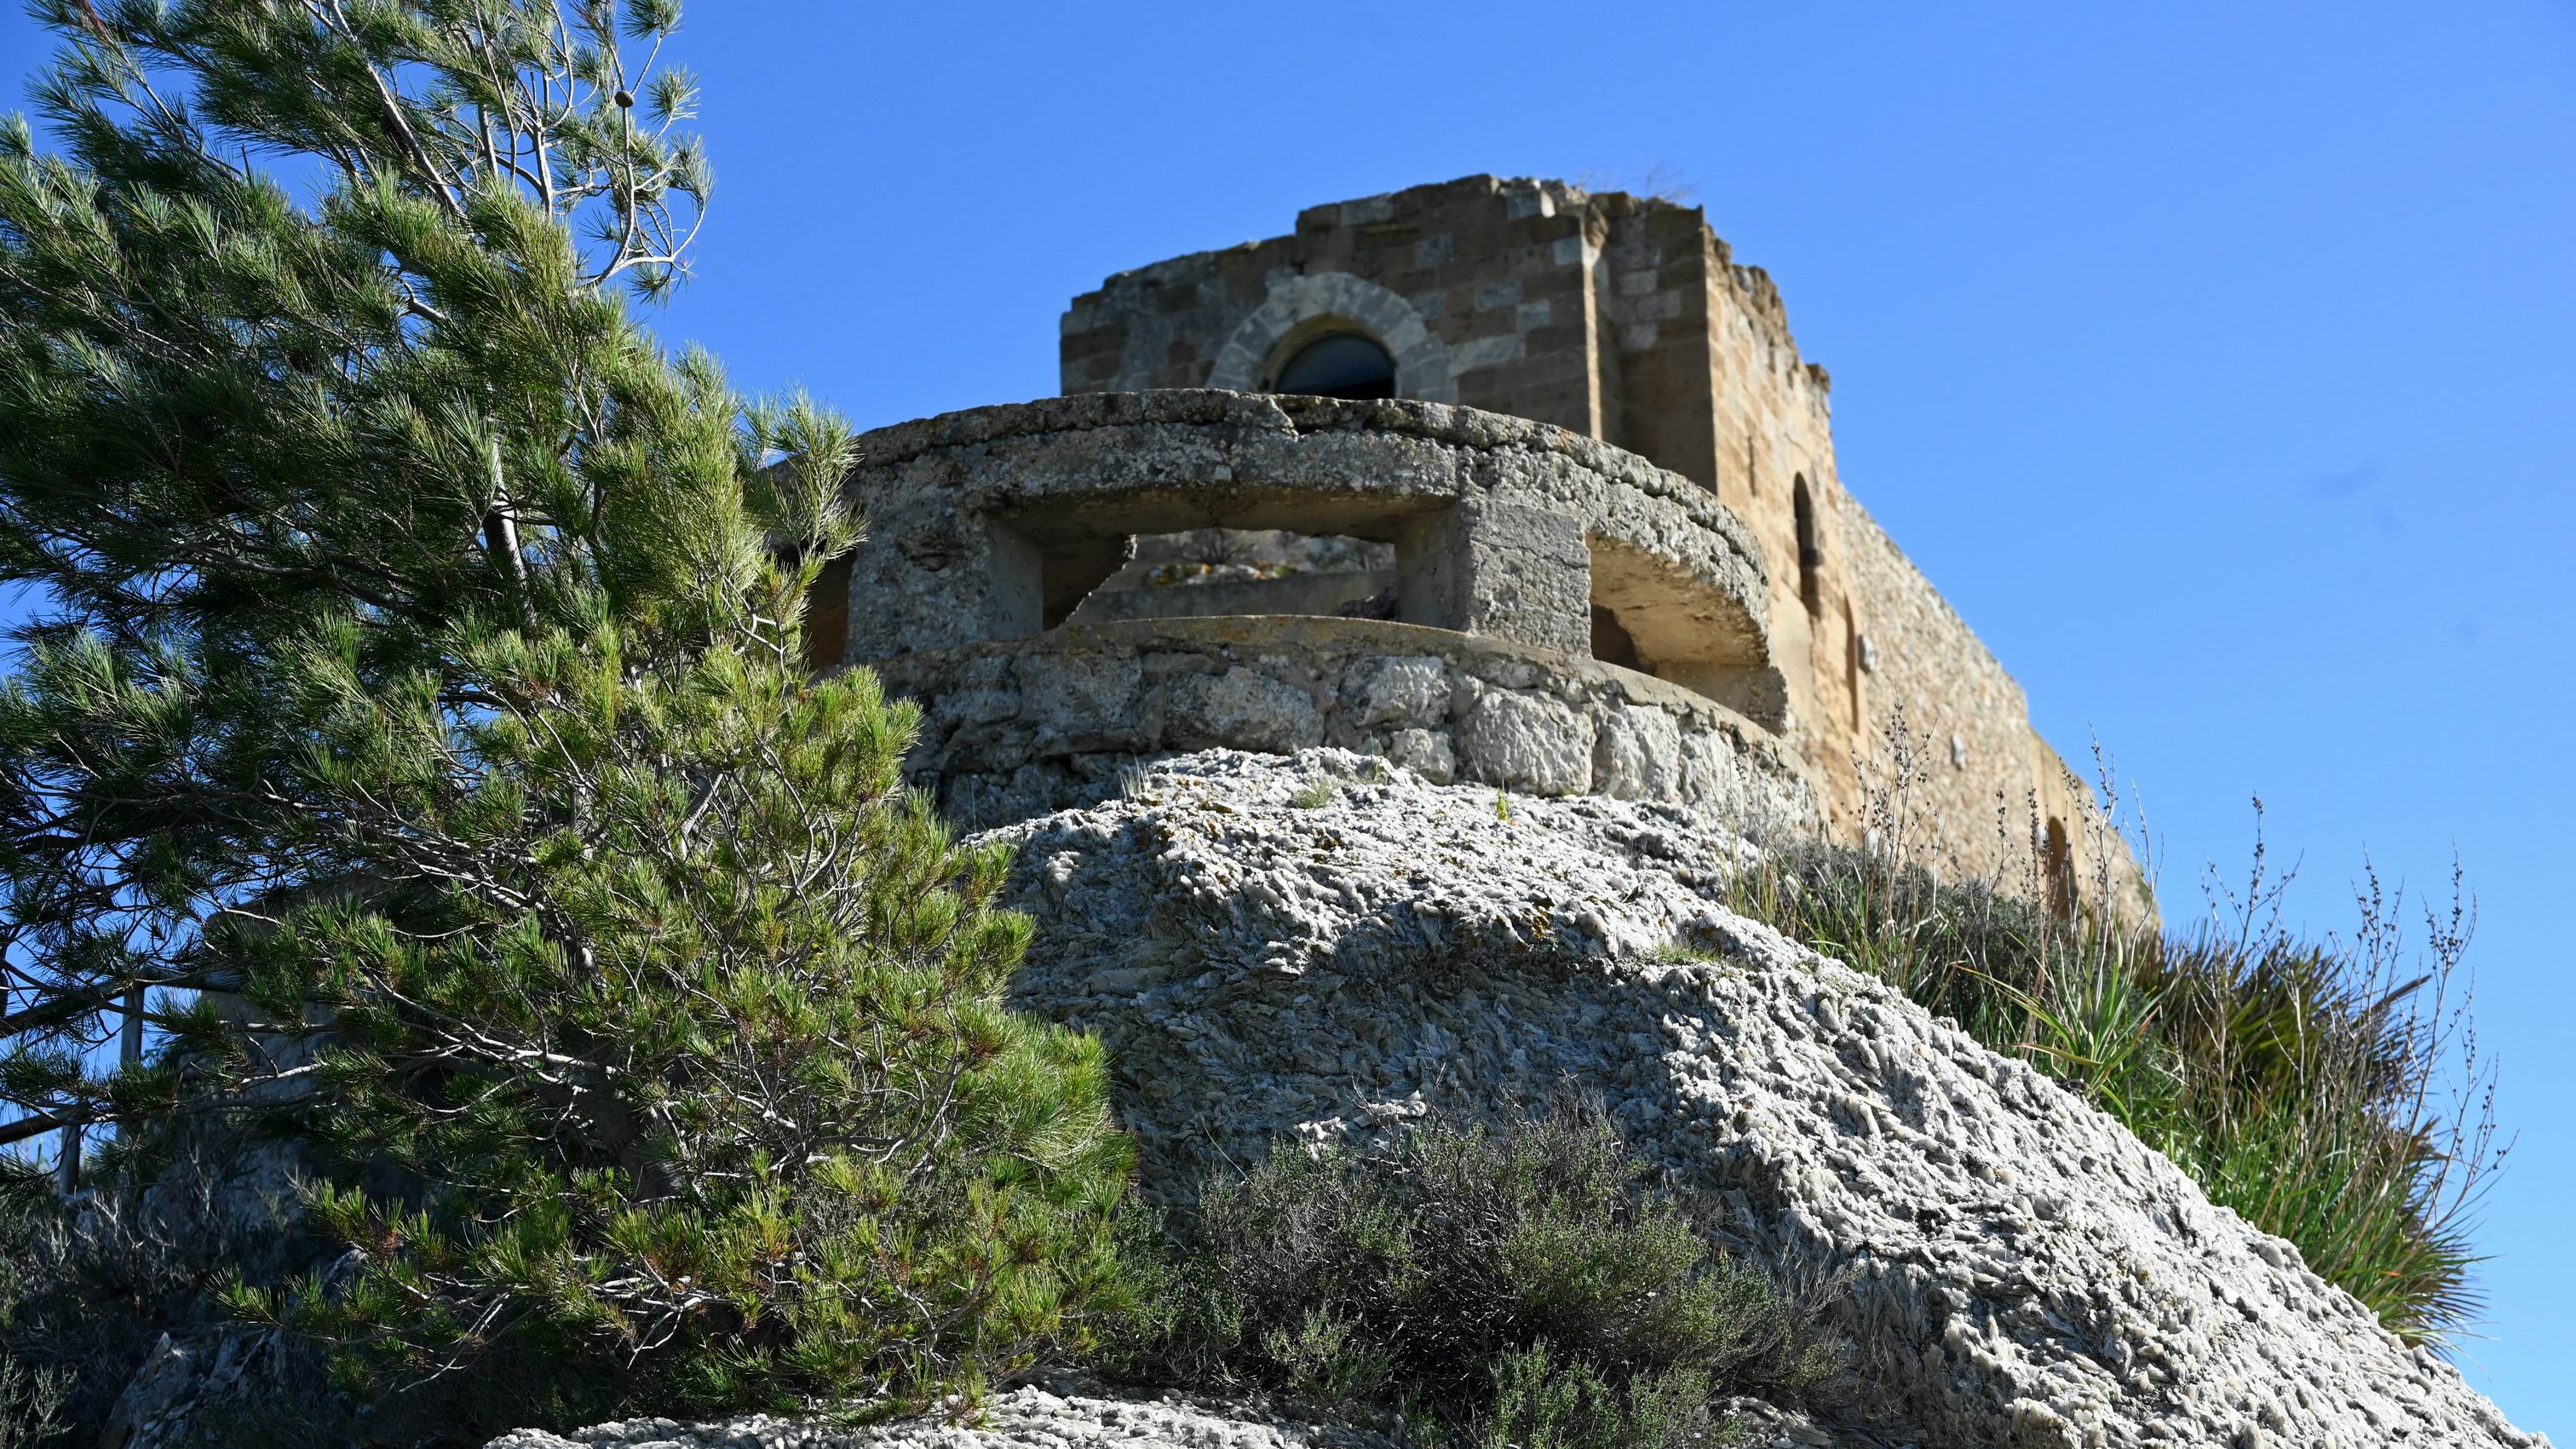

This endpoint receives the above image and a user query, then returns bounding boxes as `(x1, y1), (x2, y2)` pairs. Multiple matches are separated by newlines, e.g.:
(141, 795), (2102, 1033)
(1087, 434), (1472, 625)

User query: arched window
(1792, 475), (1822, 615)
(1274, 333), (1396, 400)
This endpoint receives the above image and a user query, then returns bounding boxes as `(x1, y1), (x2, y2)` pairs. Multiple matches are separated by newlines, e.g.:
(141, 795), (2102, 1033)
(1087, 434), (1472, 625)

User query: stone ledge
(837, 394), (1772, 674)
(847, 391), (1763, 570)
(866, 615), (1814, 832)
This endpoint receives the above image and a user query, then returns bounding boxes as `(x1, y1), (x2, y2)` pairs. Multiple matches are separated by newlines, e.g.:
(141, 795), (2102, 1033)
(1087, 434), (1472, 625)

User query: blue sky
(6, 0), (2572, 1432)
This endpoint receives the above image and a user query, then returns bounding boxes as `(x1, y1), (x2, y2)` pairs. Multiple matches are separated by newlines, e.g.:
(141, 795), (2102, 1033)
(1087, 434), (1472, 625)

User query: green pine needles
(0, 0), (1133, 1423)
(214, 619), (1135, 1410)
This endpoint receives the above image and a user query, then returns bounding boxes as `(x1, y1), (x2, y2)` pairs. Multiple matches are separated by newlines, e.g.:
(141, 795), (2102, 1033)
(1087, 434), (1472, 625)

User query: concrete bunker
(1585, 537), (1780, 725)
(831, 392), (1778, 688)
(824, 391), (1809, 825)
(978, 484), (1590, 658)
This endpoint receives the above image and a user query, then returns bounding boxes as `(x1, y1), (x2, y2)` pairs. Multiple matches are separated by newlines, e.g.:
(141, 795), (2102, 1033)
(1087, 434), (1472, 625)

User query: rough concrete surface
(877, 616), (1808, 831)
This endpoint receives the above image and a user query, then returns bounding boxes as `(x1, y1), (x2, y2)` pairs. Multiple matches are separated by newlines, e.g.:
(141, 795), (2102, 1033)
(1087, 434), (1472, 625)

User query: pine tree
(0, 0), (1130, 1417)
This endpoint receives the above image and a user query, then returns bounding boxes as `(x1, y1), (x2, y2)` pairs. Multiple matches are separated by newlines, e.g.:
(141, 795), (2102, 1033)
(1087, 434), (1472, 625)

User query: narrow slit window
(2044, 817), (2076, 919)
(1793, 475), (1822, 616)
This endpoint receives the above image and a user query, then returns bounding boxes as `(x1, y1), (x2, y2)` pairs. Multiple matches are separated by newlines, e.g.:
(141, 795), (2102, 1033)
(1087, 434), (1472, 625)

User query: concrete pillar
(1395, 499), (1591, 657)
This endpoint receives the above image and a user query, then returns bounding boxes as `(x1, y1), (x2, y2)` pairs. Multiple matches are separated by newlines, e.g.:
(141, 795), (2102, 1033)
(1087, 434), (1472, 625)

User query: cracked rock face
(481, 1382), (1396, 1449)
(985, 751), (2543, 1449)
(496, 750), (2544, 1449)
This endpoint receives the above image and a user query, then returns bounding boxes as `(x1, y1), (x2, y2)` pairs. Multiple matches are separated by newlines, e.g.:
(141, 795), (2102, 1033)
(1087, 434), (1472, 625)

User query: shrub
(1727, 811), (2499, 1346)
(0, 1205), (65, 1449)
(1118, 1107), (1843, 1449)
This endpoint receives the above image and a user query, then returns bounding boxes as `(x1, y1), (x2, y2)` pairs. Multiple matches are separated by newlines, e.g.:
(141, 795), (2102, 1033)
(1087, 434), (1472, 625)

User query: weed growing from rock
(1728, 793), (2502, 1347)
(1290, 773), (1340, 809)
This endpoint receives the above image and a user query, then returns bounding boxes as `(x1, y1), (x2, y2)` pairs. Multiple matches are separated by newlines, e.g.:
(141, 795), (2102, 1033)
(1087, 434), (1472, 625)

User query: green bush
(1727, 829), (2498, 1346)
(1118, 1107), (1843, 1449)
(0, 1), (1139, 1431)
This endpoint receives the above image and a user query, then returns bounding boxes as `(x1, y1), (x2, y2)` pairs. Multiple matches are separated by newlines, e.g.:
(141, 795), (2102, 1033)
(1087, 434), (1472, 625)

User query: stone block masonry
(870, 615), (1813, 837)
(1394, 498), (1590, 657)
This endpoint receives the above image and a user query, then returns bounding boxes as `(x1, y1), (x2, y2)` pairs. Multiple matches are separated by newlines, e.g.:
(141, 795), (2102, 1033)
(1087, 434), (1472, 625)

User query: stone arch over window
(1792, 474), (1823, 616)
(1208, 272), (1457, 403)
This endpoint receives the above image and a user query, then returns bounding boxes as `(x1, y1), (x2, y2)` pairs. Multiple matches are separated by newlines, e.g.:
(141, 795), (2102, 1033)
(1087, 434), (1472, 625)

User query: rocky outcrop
(988, 751), (2543, 1449)
(482, 1380), (1860, 1449)
(493, 750), (2541, 1449)
(483, 1381), (1399, 1449)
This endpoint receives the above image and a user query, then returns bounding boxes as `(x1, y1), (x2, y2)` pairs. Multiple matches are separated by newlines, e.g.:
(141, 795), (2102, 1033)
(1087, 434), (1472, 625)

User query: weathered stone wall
(873, 616), (1816, 837)
(1585, 190), (1857, 815)
(1062, 177), (1611, 435)
(1842, 508), (2148, 914)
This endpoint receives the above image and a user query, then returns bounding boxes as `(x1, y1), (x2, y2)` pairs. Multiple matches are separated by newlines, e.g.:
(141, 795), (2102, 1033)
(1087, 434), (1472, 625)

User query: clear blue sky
(6, 0), (2571, 1432)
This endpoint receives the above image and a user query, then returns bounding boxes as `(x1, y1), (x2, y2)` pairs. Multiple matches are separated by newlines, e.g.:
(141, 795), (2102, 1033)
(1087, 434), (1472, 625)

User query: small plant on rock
(1289, 773), (1339, 809)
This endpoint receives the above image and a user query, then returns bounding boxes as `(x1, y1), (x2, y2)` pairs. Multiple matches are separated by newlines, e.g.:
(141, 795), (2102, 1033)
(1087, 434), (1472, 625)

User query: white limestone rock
(1162, 666), (1323, 755)
(986, 750), (2545, 1449)
(501, 750), (2547, 1449)
(1383, 726), (1454, 784)
(1341, 654), (1448, 730)
(483, 1380), (1866, 1449)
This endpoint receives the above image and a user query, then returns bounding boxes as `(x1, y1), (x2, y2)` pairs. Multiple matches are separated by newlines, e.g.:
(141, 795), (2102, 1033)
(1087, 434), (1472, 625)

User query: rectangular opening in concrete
(1062, 527), (1396, 626)
(1587, 538), (1787, 728)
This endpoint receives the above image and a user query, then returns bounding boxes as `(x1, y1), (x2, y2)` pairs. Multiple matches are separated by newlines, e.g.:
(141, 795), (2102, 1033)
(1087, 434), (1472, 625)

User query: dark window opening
(1843, 600), (1862, 734)
(1792, 475), (1822, 616)
(801, 554), (853, 673)
(1590, 605), (1642, 671)
(1274, 333), (1397, 400)
(1063, 527), (1396, 626)
(2044, 817), (2076, 919)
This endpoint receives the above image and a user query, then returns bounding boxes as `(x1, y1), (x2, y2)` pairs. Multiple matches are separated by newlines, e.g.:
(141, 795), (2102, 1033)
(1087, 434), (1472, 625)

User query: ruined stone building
(808, 175), (2146, 917)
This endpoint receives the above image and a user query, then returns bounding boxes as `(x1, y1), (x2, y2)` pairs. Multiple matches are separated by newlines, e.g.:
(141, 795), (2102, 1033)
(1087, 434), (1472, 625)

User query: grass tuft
(1288, 773), (1338, 809)
(1726, 775), (2501, 1348)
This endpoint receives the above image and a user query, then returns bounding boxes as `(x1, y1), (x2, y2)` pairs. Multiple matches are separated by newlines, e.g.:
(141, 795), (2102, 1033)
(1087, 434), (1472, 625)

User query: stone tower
(808, 175), (2142, 918)
(1055, 175), (2134, 908)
